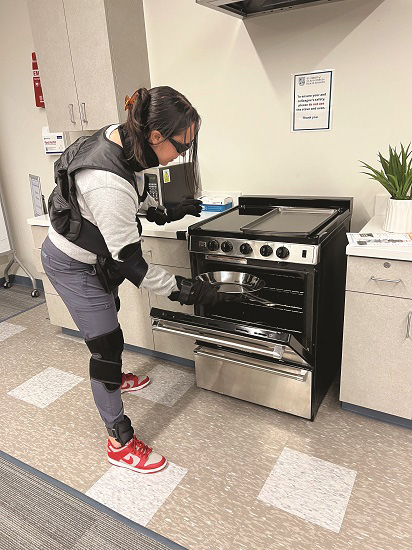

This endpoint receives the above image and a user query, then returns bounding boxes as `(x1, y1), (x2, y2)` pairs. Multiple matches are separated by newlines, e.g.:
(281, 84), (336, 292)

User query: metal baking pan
(240, 207), (338, 237)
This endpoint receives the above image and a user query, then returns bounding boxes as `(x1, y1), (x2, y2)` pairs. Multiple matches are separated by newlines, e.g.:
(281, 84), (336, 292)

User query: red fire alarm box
(32, 52), (45, 108)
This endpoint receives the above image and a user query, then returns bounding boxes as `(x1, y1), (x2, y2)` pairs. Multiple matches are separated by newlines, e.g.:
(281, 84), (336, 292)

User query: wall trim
(341, 402), (412, 430)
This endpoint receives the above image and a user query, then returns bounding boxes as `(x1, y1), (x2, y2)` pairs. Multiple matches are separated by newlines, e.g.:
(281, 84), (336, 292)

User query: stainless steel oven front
(150, 221), (322, 420)
(150, 304), (315, 419)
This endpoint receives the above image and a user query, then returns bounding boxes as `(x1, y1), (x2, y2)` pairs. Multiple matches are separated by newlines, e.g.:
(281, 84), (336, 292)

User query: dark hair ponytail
(125, 86), (202, 196)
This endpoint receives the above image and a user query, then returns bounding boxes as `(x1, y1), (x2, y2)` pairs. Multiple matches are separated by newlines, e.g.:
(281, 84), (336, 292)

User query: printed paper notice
(292, 70), (333, 131)
(347, 233), (412, 247)
(29, 174), (44, 217)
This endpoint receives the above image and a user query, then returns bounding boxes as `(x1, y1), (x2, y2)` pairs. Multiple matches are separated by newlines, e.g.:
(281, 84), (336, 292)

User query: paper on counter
(347, 232), (412, 247)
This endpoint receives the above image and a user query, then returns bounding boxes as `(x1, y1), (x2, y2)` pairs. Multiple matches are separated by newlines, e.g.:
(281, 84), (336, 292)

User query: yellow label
(163, 169), (171, 183)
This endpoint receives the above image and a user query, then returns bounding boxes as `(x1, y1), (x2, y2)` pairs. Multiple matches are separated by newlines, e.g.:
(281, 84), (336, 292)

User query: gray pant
(41, 236), (124, 430)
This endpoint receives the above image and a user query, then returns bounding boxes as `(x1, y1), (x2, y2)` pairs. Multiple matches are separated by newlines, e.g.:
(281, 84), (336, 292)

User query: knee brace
(107, 415), (134, 446)
(85, 326), (124, 391)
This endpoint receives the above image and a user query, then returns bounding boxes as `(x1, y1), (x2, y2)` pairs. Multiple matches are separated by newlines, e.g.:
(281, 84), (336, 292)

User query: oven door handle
(194, 346), (308, 382)
(152, 319), (285, 359)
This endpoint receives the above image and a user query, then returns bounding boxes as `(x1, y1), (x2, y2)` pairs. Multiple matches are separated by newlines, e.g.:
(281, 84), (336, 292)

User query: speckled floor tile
(0, 304), (411, 550)
(0, 304), (23, 321)
(131, 364), (195, 406)
(0, 321), (26, 342)
(7, 366), (83, 408)
(148, 465), (260, 550)
(289, 381), (412, 477)
(57, 332), (85, 344)
(86, 462), (188, 527)
(258, 447), (357, 533)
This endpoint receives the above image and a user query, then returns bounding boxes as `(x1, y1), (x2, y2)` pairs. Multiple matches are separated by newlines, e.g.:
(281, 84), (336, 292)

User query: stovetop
(189, 195), (352, 265)
(192, 206), (337, 237)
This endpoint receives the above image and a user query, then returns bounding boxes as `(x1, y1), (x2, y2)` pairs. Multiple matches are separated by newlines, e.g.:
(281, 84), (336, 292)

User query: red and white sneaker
(108, 436), (167, 474)
(120, 372), (150, 393)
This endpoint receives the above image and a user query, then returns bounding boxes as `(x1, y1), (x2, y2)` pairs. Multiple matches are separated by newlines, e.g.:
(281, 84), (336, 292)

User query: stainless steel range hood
(196, 0), (345, 19)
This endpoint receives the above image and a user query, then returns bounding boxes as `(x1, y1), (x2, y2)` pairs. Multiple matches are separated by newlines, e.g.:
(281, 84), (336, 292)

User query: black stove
(151, 195), (352, 420)
(189, 195), (352, 263)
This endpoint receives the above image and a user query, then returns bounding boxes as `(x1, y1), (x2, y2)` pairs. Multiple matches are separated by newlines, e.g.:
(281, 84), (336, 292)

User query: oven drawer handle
(152, 320), (284, 359)
(194, 347), (308, 382)
(370, 276), (402, 284)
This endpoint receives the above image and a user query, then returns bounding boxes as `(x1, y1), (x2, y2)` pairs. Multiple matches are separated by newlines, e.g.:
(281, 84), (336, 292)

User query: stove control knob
(207, 239), (220, 251)
(221, 241), (233, 253)
(240, 243), (252, 255)
(276, 246), (290, 259)
(260, 245), (273, 257)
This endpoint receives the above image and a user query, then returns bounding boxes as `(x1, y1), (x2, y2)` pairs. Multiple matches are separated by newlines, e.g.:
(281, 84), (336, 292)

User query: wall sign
(292, 70), (333, 131)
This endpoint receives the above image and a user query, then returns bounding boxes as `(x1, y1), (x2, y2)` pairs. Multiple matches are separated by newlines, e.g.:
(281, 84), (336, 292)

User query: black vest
(48, 125), (158, 257)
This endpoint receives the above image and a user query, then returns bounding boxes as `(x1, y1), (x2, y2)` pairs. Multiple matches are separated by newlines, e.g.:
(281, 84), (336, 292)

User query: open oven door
(151, 308), (314, 419)
(151, 308), (313, 366)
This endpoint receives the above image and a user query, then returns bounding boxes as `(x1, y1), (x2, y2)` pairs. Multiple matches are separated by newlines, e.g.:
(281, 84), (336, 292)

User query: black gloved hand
(166, 198), (203, 222)
(146, 205), (168, 225)
(169, 276), (234, 307)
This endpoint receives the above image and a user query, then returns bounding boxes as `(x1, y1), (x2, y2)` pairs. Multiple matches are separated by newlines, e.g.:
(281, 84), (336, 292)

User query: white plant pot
(383, 198), (412, 233)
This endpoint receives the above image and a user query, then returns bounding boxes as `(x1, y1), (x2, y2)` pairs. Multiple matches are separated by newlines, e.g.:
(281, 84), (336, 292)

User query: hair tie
(124, 91), (139, 111)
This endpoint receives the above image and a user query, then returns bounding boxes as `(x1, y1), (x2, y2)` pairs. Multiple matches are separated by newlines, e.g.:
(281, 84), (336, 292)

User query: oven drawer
(346, 256), (412, 299)
(194, 346), (312, 419)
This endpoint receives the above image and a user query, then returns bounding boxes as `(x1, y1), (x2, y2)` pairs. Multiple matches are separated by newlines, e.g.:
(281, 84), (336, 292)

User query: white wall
(0, 0), (56, 276)
(0, 0), (410, 278)
(143, 0), (410, 229)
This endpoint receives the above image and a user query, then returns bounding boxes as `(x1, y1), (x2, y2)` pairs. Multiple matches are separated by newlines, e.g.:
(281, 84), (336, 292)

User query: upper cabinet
(28, 0), (150, 132)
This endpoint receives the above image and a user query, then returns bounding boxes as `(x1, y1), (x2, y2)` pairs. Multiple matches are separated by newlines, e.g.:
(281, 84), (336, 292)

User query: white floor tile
(7, 366), (84, 408)
(133, 364), (195, 407)
(258, 447), (357, 533)
(0, 321), (26, 342)
(86, 462), (188, 527)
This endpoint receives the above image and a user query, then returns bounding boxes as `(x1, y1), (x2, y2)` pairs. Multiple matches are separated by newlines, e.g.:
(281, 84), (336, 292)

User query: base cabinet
(340, 291), (412, 420)
(148, 263), (194, 361)
(30, 226), (193, 361)
(118, 281), (154, 350)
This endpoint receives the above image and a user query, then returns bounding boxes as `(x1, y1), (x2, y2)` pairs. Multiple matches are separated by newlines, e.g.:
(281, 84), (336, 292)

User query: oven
(151, 195), (352, 420)
(151, 307), (314, 419)
(191, 255), (315, 351)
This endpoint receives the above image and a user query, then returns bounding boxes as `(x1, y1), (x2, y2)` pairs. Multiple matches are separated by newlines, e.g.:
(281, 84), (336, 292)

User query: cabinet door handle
(370, 276), (401, 284)
(407, 312), (412, 340)
(80, 103), (88, 123)
(68, 103), (75, 123)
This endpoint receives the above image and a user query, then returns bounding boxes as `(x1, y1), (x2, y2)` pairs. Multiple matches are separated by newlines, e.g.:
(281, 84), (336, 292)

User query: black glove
(169, 276), (235, 307)
(166, 198), (202, 222)
(146, 205), (168, 225)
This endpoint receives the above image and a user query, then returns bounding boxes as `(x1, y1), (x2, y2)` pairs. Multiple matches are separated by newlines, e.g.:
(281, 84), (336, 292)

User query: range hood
(196, 0), (345, 19)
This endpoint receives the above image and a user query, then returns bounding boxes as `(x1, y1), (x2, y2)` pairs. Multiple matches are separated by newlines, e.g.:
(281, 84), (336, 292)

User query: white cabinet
(118, 280), (154, 351)
(148, 263), (195, 361)
(340, 256), (412, 420)
(28, 0), (150, 132)
(30, 226), (193, 361)
(143, 236), (195, 361)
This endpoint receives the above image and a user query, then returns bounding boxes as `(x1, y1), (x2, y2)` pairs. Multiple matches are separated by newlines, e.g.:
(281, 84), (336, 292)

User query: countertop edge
(27, 212), (218, 240)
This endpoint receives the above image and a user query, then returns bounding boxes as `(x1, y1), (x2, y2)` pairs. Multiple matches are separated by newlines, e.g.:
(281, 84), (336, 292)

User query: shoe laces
(129, 435), (152, 458)
(122, 372), (135, 382)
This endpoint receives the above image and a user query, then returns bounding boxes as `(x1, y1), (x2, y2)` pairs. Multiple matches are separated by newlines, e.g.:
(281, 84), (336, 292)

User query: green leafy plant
(360, 143), (412, 200)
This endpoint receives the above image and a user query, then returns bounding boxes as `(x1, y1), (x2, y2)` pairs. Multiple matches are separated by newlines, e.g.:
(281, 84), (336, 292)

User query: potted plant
(360, 143), (412, 233)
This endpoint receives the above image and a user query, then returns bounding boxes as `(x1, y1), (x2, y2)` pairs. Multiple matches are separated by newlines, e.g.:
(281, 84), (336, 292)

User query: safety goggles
(168, 135), (194, 154)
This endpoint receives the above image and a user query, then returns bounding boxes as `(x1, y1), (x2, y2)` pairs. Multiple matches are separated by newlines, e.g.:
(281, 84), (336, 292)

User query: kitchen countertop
(27, 211), (218, 239)
(346, 214), (412, 261)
